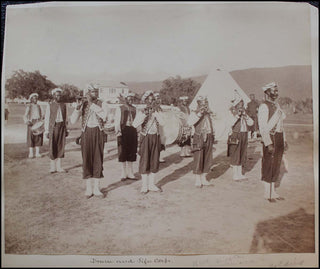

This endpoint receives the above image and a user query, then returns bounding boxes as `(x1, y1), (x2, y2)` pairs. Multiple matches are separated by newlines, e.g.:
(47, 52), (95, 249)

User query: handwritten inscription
(90, 257), (172, 265)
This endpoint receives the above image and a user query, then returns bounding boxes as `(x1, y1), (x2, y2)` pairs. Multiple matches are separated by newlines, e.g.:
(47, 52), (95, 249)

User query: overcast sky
(4, 2), (312, 87)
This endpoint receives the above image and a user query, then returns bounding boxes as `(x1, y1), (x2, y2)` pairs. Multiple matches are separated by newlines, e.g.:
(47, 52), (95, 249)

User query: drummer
(114, 92), (138, 181)
(132, 90), (165, 193)
(23, 93), (44, 158)
(178, 96), (192, 157)
(187, 96), (214, 187)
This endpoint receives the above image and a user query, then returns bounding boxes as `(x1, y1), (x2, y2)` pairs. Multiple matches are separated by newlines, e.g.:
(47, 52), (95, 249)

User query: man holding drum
(114, 92), (138, 181)
(44, 88), (69, 173)
(188, 96), (214, 188)
(70, 84), (108, 198)
(133, 90), (165, 193)
(23, 93), (44, 158)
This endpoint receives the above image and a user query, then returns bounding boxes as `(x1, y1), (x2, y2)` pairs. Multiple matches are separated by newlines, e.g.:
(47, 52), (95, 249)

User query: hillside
(126, 65), (312, 101)
(230, 65), (312, 101)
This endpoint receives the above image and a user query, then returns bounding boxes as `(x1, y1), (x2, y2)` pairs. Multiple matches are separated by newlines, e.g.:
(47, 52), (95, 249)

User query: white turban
(179, 96), (189, 100)
(86, 83), (99, 91)
(262, 82), (277, 92)
(51, 88), (63, 95)
(28, 93), (39, 101)
(142, 90), (154, 103)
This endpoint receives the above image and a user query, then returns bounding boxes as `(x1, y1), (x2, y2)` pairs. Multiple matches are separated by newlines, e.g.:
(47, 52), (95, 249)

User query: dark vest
(81, 100), (104, 132)
(120, 104), (136, 130)
(26, 103), (42, 120)
(194, 114), (213, 135)
(264, 100), (277, 121)
(49, 101), (66, 133)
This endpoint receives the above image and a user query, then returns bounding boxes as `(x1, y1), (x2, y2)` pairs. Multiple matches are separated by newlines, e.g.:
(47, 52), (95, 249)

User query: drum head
(159, 111), (183, 145)
(31, 121), (44, 135)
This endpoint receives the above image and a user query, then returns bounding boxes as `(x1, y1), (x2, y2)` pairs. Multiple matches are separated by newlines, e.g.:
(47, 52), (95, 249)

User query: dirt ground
(3, 104), (316, 255)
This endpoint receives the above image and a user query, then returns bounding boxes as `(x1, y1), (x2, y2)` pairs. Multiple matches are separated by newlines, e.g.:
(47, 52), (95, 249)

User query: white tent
(189, 68), (250, 142)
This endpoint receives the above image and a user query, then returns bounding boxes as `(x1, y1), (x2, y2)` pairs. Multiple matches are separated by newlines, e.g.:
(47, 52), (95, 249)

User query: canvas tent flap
(189, 68), (250, 142)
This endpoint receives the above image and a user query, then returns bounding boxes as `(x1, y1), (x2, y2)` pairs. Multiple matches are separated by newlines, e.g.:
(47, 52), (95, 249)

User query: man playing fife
(228, 95), (253, 181)
(44, 88), (69, 173)
(132, 90), (164, 193)
(114, 92), (138, 180)
(246, 93), (260, 140)
(24, 93), (44, 158)
(258, 82), (288, 202)
(70, 84), (108, 198)
(178, 96), (192, 157)
(187, 96), (214, 187)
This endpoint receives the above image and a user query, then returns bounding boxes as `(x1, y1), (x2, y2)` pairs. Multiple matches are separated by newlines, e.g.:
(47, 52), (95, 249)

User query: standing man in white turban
(258, 82), (288, 202)
(114, 92), (138, 180)
(227, 94), (253, 181)
(133, 90), (164, 193)
(44, 88), (69, 173)
(23, 93), (44, 158)
(188, 96), (214, 187)
(70, 84), (108, 198)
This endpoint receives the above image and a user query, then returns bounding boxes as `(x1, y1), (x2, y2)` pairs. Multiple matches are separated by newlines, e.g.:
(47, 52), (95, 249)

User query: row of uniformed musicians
(24, 82), (287, 202)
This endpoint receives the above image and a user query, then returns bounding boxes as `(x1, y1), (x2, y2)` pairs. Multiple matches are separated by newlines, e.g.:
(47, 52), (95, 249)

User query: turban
(262, 82), (277, 92)
(179, 96), (189, 100)
(28, 93), (39, 101)
(86, 83), (99, 91)
(51, 88), (63, 95)
(142, 90), (154, 103)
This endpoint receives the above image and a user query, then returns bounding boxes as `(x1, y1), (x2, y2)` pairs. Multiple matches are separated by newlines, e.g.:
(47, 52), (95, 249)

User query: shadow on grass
(250, 208), (315, 253)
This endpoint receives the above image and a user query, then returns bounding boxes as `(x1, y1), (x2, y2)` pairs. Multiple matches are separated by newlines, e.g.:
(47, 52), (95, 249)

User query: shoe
(85, 194), (94, 199)
(276, 197), (285, 201)
(159, 159), (166, 163)
(267, 198), (277, 203)
(57, 168), (67, 173)
(35, 154), (42, 158)
(121, 177), (127, 181)
(28, 155), (34, 159)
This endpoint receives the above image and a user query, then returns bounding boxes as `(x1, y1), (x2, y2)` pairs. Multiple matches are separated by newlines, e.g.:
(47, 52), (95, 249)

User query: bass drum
(158, 110), (190, 146)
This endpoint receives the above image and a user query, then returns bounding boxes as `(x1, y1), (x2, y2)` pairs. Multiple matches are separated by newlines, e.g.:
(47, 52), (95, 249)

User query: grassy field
(3, 104), (316, 255)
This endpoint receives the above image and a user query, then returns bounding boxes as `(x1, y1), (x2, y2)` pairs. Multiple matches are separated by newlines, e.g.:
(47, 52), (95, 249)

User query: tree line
(4, 69), (313, 114)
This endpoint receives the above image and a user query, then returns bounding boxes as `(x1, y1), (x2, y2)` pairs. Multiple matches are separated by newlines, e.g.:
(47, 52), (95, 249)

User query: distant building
(83, 81), (129, 103)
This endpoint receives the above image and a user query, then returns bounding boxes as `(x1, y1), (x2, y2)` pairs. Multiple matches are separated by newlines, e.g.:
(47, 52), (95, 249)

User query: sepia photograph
(1, 1), (318, 267)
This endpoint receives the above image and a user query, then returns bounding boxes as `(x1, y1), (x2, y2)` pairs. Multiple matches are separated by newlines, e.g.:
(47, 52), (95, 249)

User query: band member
(5, 102), (9, 125)
(227, 95), (253, 181)
(178, 96), (192, 157)
(114, 92), (138, 180)
(187, 96), (214, 187)
(70, 84), (108, 198)
(246, 93), (260, 139)
(23, 93), (44, 158)
(132, 90), (164, 193)
(154, 92), (166, 163)
(258, 82), (288, 202)
(44, 88), (69, 173)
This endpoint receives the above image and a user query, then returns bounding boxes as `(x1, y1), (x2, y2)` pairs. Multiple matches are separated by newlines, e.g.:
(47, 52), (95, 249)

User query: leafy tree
(5, 70), (56, 100)
(59, 83), (80, 102)
(159, 76), (201, 105)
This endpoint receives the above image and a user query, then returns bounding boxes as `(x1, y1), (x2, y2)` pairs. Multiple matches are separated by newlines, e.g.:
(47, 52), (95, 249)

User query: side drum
(31, 120), (45, 135)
